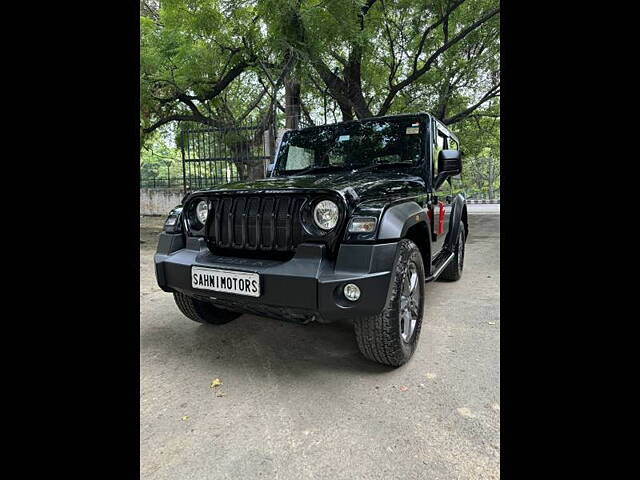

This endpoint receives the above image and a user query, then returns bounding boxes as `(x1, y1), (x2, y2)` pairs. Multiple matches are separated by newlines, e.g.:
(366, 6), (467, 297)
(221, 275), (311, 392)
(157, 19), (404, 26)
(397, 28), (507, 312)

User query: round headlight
(196, 200), (209, 225)
(313, 200), (339, 230)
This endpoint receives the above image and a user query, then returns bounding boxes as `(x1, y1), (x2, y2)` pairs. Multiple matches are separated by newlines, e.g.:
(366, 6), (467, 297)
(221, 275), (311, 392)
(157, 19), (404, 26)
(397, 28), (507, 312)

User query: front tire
(354, 239), (425, 367)
(173, 292), (241, 325)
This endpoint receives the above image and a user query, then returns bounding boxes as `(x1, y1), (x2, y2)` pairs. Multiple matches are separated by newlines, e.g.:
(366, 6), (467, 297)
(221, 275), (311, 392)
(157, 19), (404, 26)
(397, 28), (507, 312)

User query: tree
(140, 0), (295, 137)
(453, 110), (500, 198)
(140, 0), (500, 189)
(140, 127), (183, 186)
(262, 0), (499, 124)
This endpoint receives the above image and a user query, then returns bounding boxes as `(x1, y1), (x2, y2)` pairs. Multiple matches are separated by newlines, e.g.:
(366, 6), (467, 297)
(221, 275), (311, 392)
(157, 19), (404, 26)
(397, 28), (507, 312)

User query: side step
(425, 251), (455, 282)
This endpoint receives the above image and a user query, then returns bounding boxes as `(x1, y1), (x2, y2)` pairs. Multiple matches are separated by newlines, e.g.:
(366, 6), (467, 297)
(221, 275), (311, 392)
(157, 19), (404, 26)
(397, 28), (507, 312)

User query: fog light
(344, 283), (361, 302)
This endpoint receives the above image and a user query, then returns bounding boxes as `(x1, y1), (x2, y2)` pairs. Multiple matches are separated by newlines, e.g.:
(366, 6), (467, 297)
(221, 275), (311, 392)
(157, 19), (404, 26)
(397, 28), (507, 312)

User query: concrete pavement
(140, 214), (500, 479)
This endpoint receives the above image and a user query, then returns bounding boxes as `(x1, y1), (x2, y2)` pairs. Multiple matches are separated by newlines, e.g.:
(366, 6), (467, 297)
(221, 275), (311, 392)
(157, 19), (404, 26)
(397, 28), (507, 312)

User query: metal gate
(180, 123), (271, 193)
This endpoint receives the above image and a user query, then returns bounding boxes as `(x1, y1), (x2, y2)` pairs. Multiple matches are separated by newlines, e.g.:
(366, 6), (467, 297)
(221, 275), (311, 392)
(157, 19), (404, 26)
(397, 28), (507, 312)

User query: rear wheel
(173, 292), (241, 324)
(440, 222), (465, 281)
(354, 239), (425, 367)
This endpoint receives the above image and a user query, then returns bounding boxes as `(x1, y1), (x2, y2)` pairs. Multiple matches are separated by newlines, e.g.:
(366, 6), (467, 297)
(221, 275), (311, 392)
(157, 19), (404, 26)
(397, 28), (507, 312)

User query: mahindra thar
(154, 112), (468, 366)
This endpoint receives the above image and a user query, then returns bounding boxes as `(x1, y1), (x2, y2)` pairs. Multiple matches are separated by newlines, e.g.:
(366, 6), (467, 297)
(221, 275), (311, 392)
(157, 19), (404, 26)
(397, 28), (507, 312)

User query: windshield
(275, 117), (425, 175)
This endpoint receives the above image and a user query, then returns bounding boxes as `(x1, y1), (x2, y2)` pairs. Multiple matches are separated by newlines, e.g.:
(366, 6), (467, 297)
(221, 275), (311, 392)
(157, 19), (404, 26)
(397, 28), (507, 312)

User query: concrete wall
(140, 189), (184, 216)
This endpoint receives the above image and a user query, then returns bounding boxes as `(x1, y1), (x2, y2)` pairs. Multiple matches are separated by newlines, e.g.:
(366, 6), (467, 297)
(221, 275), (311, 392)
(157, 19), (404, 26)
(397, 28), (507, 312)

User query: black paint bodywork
(154, 112), (467, 323)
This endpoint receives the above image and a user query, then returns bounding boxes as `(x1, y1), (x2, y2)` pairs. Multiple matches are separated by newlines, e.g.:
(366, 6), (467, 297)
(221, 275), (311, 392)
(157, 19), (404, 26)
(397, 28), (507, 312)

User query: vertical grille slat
(261, 197), (274, 250)
(245, 197), (259, 250)
(205, 194), (310, 254)
(213, 198), (221, 244)
(254, 197), (262, 249)
(231, 197), (246, 248)
(270, 198), (279, 250)
(240, 197), (249, 247)
(219, 197), (232, 247)
(276, 196), (291, 251)
(227, 197), (236, 246)
(287, 197), (298, 250)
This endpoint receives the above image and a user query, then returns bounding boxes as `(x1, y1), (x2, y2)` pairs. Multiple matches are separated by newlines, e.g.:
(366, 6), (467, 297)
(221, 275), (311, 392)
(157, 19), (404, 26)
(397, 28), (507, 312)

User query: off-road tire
(439, 222), (466, 281)
(353, 239), (425, 367)
(173, 292), (241, 325)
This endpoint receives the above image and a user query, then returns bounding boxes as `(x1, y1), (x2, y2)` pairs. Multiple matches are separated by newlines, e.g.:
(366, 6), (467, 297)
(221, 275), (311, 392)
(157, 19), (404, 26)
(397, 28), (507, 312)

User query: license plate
(191, 266), (260, 297)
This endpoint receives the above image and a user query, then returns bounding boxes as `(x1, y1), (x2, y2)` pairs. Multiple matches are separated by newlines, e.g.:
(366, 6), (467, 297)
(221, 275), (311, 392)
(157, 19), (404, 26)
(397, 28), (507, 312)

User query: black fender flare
(378, 201), (432, 274)
(377, 201), (428, 240)
(444, 194), (468, 251)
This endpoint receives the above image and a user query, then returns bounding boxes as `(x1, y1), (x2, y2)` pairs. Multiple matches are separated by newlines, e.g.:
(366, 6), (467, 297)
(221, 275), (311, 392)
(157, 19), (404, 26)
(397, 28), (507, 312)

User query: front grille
(205, 195), (308, 253)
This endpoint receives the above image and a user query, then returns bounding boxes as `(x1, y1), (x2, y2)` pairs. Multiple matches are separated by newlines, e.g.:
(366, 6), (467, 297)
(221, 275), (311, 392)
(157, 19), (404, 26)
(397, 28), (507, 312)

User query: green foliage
(454, 110), (500, 198)
(140, 128), (182, 181)
(140, 0), (500, 195)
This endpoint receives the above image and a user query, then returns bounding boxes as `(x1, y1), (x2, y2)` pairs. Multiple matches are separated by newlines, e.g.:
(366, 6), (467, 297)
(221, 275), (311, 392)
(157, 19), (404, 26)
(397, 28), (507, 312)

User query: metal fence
(140, 176), (181, 189)
(180, 123), (271, 193)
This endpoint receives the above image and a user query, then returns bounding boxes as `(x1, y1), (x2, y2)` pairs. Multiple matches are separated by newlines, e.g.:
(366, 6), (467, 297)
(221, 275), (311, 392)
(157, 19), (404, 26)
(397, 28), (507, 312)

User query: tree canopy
(140, 0), (500, 196)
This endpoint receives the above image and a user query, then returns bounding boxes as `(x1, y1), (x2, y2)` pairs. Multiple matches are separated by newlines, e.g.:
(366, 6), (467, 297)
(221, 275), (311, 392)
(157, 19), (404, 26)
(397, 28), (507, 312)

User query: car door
(431, 125), (451, 258)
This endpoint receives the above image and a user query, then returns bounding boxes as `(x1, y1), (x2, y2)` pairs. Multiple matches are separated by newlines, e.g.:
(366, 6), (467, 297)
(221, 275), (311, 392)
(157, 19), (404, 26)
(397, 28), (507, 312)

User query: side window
(434, 128), (448, 177)
(449, 137), (458, 151)
(436, 131), (447, 151)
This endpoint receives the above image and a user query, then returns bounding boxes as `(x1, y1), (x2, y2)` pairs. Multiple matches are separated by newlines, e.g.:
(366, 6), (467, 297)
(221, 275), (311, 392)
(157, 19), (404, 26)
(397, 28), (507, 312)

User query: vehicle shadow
(141, 310), (398, 377)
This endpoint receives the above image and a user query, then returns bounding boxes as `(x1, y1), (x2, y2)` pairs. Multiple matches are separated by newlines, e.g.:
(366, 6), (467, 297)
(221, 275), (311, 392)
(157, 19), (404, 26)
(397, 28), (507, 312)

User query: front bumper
(154, 233), (399, 323)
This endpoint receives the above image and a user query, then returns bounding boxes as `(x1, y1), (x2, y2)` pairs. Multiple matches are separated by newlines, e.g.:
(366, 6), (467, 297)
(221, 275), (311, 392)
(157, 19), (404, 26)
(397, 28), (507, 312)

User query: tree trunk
(284, 79), (301, 129)
(338, 99), (353, 121)
(345, 60), (373, 119)
(246, 158), (265, 181)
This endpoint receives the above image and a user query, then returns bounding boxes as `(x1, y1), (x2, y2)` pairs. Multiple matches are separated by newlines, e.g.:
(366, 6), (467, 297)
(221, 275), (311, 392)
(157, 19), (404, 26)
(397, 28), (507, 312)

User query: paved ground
(140, 213), (500, 480)
(465, 204), (500, 215)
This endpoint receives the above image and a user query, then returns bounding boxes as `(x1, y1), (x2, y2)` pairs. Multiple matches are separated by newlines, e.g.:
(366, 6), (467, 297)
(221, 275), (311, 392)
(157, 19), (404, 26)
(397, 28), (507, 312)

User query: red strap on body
(438, 201), (445, 235)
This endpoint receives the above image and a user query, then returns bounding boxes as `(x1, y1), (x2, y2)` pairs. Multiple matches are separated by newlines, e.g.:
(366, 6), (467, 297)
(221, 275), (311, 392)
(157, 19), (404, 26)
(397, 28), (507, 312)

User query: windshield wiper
(351, 161), (414, 173)
(289, 165), (347, 176)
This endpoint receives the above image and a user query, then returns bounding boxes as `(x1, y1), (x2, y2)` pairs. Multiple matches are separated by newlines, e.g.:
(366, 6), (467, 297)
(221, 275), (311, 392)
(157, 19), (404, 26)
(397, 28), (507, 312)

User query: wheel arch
(378, 201), (432, 275)
(445, 194), (468, 250)
(404, 221), (431, 276)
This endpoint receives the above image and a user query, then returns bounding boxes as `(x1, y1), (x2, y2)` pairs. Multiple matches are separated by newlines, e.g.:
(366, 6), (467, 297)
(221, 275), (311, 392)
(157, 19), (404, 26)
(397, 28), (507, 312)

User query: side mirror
(266, 163), (275, 176)
(438, 149), (462, 174)
(434, 149), (462, 190)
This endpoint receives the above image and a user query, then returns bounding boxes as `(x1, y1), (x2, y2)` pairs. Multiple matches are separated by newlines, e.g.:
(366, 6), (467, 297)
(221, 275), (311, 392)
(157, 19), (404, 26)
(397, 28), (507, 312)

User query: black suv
(155, 112), (468, 366)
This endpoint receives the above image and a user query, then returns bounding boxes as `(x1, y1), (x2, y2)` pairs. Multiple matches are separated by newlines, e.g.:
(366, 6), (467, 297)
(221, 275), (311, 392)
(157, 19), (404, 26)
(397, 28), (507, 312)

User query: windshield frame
(273, 116), (429, 177)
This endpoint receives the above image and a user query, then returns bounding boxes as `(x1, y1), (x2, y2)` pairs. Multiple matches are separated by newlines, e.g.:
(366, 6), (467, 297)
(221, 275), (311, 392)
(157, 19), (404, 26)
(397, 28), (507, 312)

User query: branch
(358, 0), (378, 30)
(300, 99), (316, 126)
(176, 94), (206, 119)
(415, 7), (500, 85)
(463, 113), (500, 120)
(312, 58), (351, 107)
(380, 0), (398, 87)
(378, 6), (499, 116)
(329, 51), (348, 66)
(146, 55), (251, 107)
(237, 85), (270, 123)
(142, 114), (224, 134)
(187, 59), (251, 102)
(252, 52), (298, 133)
(412, 0), (466, 73)
(442, 83), (500, 125)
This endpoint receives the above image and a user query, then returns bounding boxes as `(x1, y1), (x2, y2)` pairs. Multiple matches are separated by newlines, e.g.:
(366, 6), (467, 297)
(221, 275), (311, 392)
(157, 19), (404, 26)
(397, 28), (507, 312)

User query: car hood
(200, 170), (426, 203)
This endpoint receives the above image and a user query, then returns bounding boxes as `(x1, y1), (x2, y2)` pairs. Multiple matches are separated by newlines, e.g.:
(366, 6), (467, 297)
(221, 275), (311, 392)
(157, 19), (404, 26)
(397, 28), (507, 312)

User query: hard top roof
(293, 112), (459, 144)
